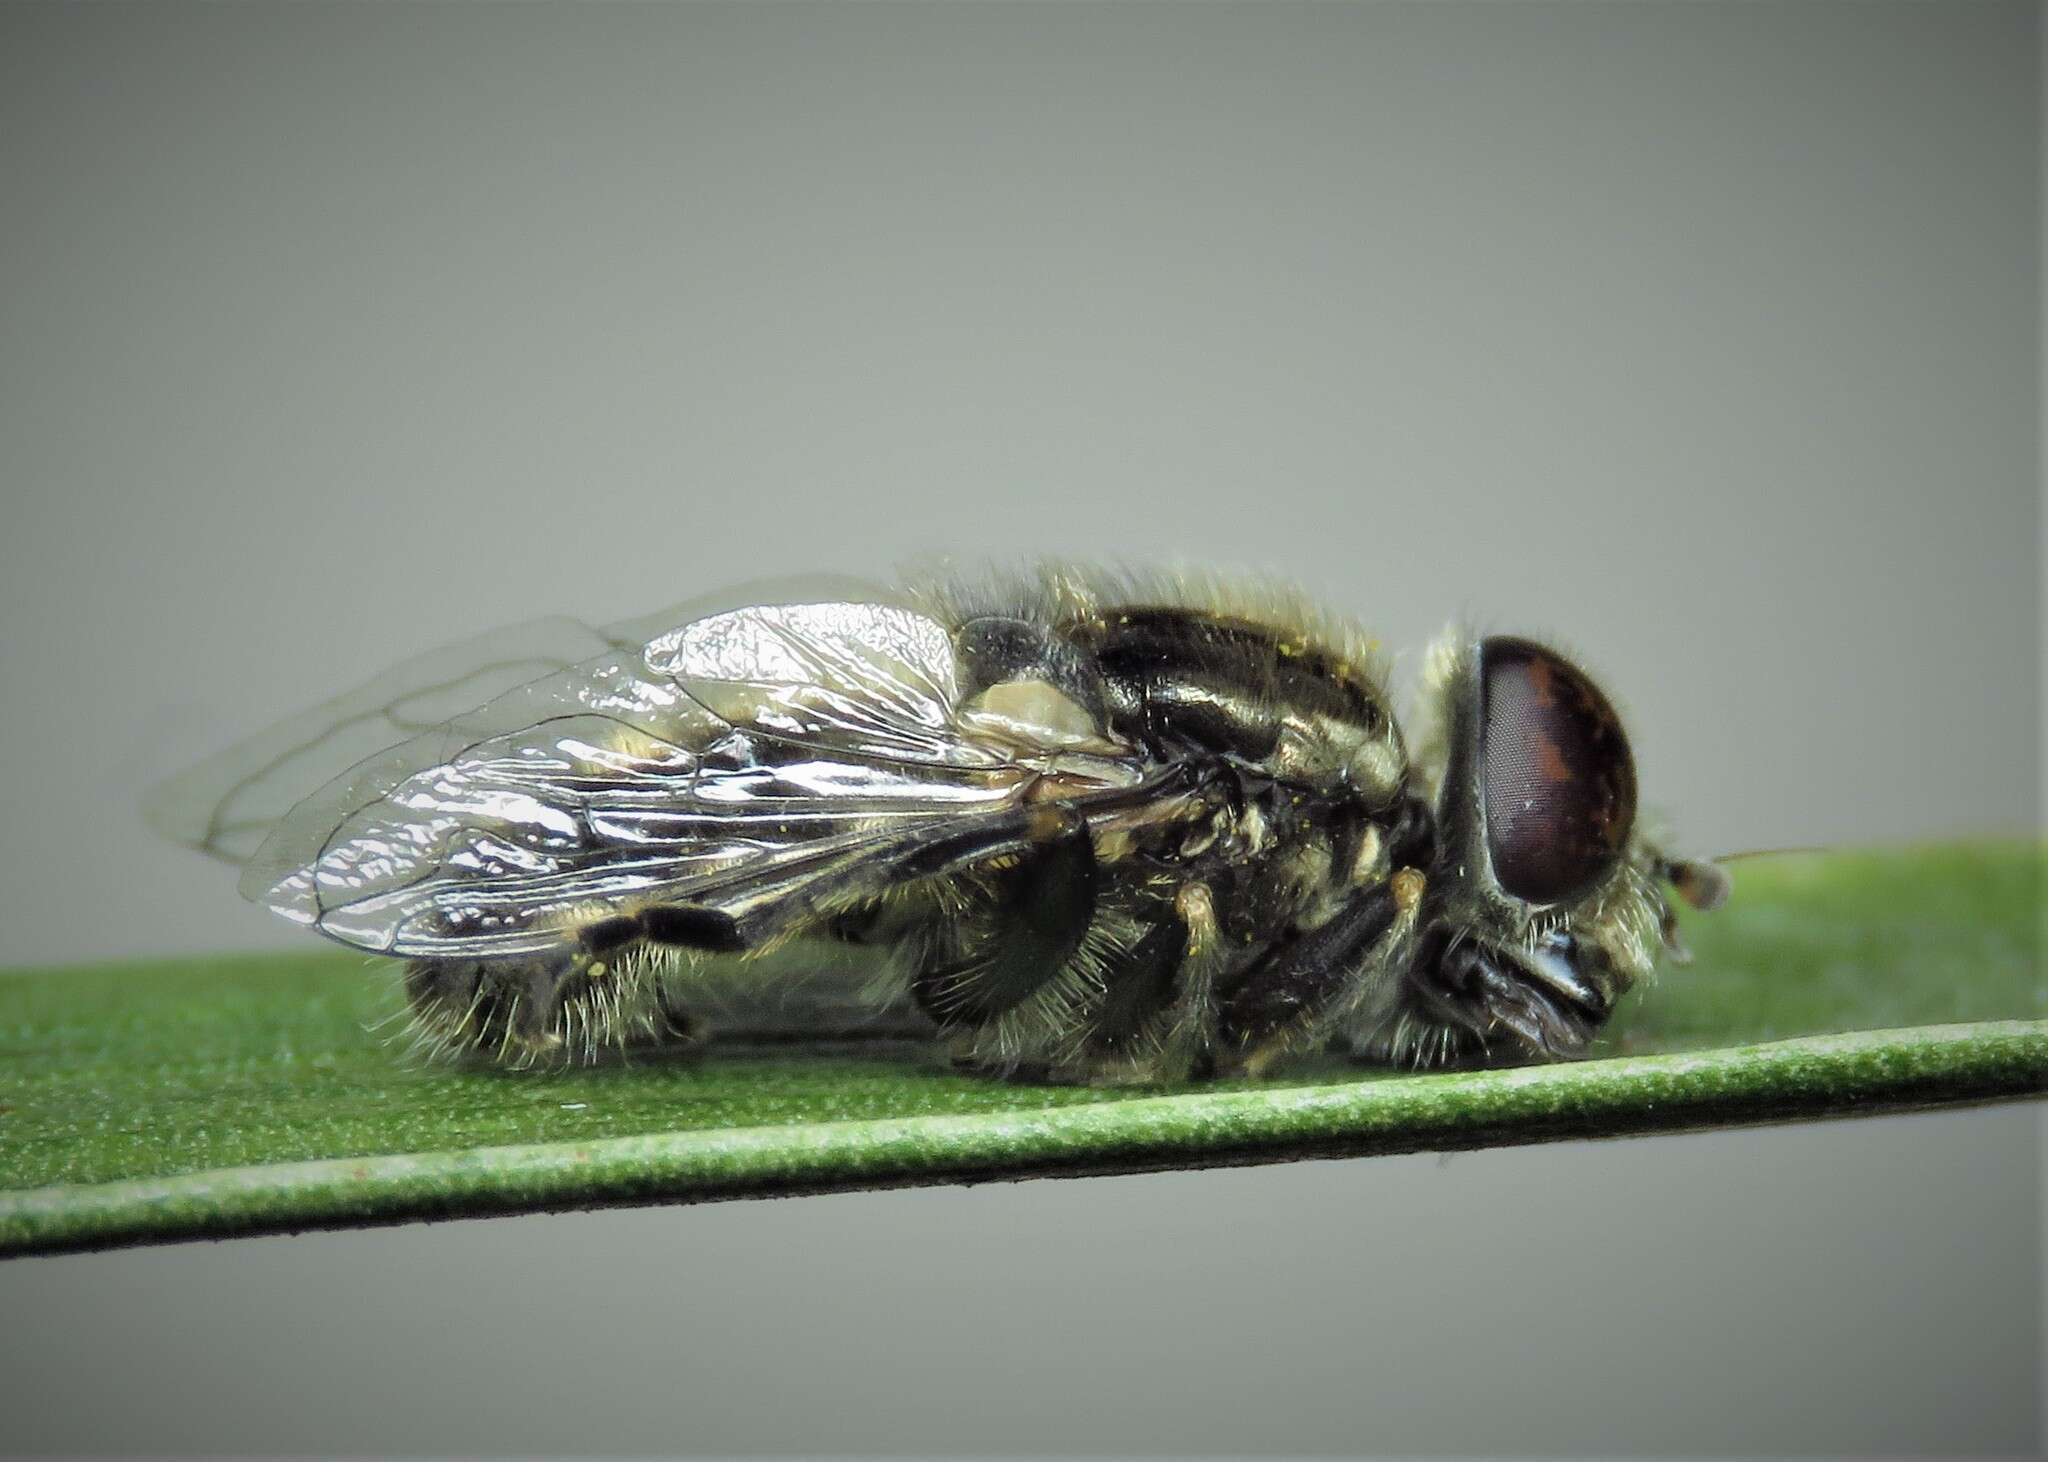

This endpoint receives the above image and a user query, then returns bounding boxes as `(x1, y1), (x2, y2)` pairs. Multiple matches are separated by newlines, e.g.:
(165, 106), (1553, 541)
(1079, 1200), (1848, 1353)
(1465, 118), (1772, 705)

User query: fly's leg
(1153, 883), (1232, 1079)
(1212, 868), (1428, 1077)
(1058, 880), (1232, 1086)
(911, 809), (1098, 1027)
(413, 782), (1223, 1073)
(568, 804), (1099, 1070)
(1085, 899), (1193, 1064)
(1374, 925), (1619, 1067)
(551, 769), (1213, 1070)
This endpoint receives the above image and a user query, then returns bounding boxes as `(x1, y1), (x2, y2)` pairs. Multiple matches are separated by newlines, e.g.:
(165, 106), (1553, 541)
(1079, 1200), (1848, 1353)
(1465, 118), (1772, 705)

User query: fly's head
(1395, 630), (1727, 1063)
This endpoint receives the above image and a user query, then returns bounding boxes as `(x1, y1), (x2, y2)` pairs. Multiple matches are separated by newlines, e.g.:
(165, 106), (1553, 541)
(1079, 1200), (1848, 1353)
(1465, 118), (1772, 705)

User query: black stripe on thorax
(1082, 607), (1384, 759)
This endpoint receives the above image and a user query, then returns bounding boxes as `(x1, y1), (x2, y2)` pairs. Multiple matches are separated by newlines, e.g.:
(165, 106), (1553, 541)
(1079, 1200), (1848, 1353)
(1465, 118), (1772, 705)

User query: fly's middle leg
(1212, 867), (1428, 1077)
(1049, 879), (1232, 1086)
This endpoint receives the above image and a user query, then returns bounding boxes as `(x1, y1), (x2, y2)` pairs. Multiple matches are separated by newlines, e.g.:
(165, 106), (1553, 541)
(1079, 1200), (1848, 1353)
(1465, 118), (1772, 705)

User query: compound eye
(1479, 637), (1637, 904)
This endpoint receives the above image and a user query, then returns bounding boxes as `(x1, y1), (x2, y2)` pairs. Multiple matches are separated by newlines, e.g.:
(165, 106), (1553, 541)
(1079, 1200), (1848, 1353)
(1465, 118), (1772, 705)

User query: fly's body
(153, 567), (1726, 1083)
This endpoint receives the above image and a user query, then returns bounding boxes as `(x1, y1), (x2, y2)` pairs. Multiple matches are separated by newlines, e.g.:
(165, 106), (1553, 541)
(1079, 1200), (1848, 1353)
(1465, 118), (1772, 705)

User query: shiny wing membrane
(151, 586), (1146, 960)
(146, 616), (632, 869)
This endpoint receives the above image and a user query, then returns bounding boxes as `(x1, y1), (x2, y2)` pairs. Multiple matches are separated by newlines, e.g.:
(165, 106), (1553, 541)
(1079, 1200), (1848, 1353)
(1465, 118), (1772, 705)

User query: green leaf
(3, 842), (2041, 1257)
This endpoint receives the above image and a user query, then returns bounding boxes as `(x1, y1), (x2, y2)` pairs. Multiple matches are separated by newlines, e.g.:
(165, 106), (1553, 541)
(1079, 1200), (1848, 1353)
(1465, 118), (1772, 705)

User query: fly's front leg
(1214, 868), (1428, 1077)
(1387, 924), (1626, 1066)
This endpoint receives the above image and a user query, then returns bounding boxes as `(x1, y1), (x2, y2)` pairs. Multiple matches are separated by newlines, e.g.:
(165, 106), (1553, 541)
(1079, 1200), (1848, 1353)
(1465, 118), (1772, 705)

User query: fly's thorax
(1071, 605), (1407, 801)
(1266, 705), (1407, 807)
(943, 600), (1408, 802)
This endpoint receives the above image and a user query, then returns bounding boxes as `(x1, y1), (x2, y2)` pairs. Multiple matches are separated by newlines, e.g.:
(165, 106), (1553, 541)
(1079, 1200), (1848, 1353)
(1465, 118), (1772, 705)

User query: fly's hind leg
(564, 804), (1100, 1074)
(911, 808), (1098, 1030)
(396, 806), (1108, 1070)
(400, 947), (699, 1069)
(591, 805), (1095, 963)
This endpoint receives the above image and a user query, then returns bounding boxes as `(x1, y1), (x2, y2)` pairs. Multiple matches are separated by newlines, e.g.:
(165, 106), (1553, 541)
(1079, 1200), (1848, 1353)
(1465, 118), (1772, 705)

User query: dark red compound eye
(1479, 637), (1638, 904)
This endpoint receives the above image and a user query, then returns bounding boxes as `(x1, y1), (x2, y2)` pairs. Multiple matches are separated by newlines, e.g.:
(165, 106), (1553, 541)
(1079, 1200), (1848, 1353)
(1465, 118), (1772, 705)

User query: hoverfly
(151, 566), (1727, 1083)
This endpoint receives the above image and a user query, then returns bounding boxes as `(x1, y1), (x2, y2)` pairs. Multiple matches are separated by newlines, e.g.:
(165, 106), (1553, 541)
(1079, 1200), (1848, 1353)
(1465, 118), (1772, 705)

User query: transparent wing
(144, 573), (900, 867)
(145, 617), (633, 867)
(169, 592), (1146, 960)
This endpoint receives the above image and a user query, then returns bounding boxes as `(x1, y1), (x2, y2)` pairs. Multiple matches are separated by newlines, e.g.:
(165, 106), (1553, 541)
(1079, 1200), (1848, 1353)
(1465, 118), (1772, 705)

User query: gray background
(0, 2), (2039, 1456)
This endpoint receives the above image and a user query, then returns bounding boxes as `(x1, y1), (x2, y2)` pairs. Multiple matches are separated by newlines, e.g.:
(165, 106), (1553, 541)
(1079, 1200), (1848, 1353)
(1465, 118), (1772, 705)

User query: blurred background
(0, 2), (2039, 1456)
